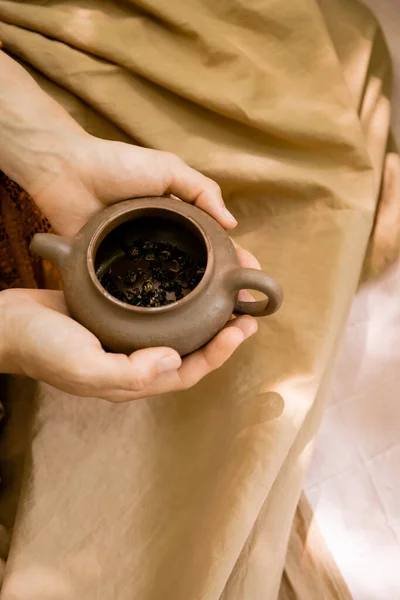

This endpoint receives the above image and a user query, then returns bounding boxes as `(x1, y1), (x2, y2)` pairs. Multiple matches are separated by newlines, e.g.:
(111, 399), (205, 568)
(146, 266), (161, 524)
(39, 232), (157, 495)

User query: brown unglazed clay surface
(31, 197), (283, 355)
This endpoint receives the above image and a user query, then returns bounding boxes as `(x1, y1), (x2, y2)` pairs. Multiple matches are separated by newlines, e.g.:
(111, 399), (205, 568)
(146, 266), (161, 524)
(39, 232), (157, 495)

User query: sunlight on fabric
(274, 374), (319, 421)
(5, 565), (73, 599)
(65, 7), (97, 43)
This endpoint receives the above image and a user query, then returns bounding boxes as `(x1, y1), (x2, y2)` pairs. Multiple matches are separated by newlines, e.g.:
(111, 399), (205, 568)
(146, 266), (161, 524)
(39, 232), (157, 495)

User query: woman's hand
(0, 287), (257, 403)
(0, 51), (260, 400)
(0, 51), (236, 237)
(32, 136), (238, 237)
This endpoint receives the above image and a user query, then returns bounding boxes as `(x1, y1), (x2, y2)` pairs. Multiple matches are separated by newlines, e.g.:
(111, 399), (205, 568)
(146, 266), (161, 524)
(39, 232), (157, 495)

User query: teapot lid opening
(87, 203), (214, 314)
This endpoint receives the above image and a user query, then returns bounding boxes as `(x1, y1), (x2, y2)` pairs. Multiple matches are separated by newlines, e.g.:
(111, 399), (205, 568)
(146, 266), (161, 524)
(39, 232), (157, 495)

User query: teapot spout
(30, 233), (72, 268)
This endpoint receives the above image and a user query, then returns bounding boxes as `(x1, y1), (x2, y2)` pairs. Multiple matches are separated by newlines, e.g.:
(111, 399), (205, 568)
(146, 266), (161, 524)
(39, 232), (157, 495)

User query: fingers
(76, 347), (182, 394)
(36, 338), (182, 400)
(231, 241), (261, 302)
(238, 289), (256, 302)
(232, 240), (261, 270)
(3, 286), (257, 402)
(113, 315), (258, 402)
(89, 140), (237, 229)
(178, 315), (258, 388)
(162, 157), (238, 229)
(58, 313), (256, 401)
(1, 289), (182, 399)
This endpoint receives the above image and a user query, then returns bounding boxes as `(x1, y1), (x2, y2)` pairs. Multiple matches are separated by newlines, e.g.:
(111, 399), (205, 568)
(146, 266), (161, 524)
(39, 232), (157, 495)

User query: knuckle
(207, 179), (222, 196)
(206, 338), (233, 371)
(204, 355), (221, 373)
(155, 152), (185, 188)
(177, 370), (192, 390)
(130, 371), (147, 392)
(64, 357), (94, 385)
(168, 152), (184, 165)
(161, 151), (183, 169)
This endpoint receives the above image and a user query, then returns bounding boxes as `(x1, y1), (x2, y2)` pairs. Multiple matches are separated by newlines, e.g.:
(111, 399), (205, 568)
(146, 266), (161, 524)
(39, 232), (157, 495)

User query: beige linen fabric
(0, 0), (398, 598)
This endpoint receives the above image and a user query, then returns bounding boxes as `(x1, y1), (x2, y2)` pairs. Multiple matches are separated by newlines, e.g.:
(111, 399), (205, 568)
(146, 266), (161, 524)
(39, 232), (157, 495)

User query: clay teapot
(30, 197), (283, 356)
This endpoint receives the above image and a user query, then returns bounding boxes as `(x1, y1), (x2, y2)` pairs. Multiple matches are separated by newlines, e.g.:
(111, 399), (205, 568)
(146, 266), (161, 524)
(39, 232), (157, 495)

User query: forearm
(0, 50), (85, 197)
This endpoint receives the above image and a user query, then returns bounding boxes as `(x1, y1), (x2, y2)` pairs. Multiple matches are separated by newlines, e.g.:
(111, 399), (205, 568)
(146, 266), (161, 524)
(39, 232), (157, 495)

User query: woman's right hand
(0, 288), (257, 402)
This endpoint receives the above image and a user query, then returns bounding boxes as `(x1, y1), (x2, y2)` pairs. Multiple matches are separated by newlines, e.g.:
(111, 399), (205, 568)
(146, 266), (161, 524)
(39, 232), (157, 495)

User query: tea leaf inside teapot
(99, 239), (206, 307)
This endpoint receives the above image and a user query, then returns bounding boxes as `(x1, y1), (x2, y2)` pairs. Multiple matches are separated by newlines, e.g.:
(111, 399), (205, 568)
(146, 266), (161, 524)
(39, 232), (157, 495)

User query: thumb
(85, 138), (238, 229)
(81, 346), (182, 395)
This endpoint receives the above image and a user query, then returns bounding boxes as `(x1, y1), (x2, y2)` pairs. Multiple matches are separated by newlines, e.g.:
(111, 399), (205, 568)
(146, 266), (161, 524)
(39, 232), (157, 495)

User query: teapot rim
(86, 199), (215, 314)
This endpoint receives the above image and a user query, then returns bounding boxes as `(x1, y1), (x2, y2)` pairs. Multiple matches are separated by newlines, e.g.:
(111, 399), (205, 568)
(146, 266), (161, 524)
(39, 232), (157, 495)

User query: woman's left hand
(31, 136), (238, 237)
(0, 50), (237, 237)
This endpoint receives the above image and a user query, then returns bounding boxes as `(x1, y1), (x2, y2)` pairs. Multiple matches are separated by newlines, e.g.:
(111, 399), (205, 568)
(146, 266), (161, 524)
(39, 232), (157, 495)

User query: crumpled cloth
(0, 0), (398, 599)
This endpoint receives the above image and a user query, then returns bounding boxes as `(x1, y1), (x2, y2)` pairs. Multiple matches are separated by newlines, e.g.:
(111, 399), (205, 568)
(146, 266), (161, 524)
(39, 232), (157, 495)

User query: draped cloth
(0, 0), (398, 598)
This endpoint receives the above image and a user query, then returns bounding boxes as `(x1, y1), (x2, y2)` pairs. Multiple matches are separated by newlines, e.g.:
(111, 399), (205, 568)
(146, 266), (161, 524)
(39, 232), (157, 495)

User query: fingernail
(158, 354), (181, 373)
(223, 208), (238, 225)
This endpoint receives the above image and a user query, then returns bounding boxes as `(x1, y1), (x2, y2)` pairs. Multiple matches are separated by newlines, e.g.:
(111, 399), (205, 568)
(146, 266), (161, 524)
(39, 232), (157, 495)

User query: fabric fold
(0, 1), (397, 598)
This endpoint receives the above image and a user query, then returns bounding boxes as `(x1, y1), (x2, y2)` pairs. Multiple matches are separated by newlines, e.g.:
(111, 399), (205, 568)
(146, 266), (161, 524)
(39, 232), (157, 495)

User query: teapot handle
(228, 268), (283, 317)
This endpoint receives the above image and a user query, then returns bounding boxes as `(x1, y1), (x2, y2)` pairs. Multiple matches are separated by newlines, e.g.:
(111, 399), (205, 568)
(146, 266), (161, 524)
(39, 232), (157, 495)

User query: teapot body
(31, 198), (283, 356)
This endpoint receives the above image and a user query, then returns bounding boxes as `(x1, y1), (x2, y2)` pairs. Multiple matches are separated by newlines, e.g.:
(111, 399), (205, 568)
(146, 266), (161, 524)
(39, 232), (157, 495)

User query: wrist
(0, 51), (86, 198)
(1, 125), (85, 200)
